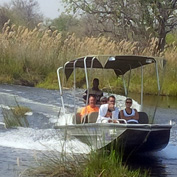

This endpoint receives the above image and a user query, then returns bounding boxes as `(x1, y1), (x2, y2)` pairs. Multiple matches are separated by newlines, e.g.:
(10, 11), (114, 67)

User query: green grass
(36, 72), (59, 89)
(21, 149), (149, 177)
(166, 32), (177, 45)
(2, 105), (30, 128)
(80, 150), (148, 177)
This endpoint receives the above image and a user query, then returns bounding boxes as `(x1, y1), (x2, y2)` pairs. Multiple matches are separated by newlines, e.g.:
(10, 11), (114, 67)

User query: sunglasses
(126, 102), (132, 104)
(109, 100), (115, 103)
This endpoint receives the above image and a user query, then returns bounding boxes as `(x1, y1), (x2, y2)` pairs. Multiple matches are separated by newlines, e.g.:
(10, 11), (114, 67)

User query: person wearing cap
(96, 95), (119, 123)
(119, 98), (139, 124)
(100, 96), (108, 105)
(83, 78), (103, 104)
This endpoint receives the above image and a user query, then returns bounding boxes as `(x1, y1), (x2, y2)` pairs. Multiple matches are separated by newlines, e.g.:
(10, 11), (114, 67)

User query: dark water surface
(0, 84), (176, 177)
(128, 93), (177, 177)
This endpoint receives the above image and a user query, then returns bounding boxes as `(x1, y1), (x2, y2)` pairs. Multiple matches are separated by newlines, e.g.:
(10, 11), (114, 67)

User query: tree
(50, 13), (90, 37)
(0, 0), (43, 30)
(140, 0), (177, 51)
(62, 0), (177, 51)
(0, 6), (10, 30)
(11, 0), (43, 28)
(51, 13), (79, 32)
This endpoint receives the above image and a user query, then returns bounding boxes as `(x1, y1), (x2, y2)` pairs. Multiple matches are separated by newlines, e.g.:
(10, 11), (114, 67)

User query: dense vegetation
(0, 0), (177, 96)
(0, 20), (177, 96)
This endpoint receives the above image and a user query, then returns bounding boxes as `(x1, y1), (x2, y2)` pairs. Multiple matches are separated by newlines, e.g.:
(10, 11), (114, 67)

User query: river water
(0, 84), (176, 177)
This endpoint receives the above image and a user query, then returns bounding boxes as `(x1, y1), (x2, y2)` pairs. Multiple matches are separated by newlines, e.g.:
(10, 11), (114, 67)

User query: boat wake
(0, 127), (90, 153)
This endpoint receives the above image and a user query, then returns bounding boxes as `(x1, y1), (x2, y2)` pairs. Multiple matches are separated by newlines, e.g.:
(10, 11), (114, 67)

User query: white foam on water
(0, 127), (90, 153)
(0, 88), (141, 153)
(0, 91), (60, 112)
(1, 89), (13, 92)
(25, 112), (33, 116)
(0, 104), (11, 110)
(0, 91), (19, 98)
(19, 97), (60, 112)
(0, 122), (6, 129)
(54, 113), (74, 125)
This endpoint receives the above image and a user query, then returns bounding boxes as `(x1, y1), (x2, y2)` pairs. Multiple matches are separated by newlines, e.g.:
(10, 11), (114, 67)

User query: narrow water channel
(0, 84), (176, 177)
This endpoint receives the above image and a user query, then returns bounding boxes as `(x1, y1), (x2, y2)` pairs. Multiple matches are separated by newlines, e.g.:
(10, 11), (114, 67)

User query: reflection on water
(129, 93), (176, 109)
(127, 154), (167, 177)
(128, 93), (177, 177)
(129, 93), (177, 124)
(126, 143), (177, 177)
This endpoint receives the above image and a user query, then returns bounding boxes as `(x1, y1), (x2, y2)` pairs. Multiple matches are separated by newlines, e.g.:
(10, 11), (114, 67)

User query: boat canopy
(57, 55), (164, 118)
(104, 55), (156, 76)
(64, 55), (156, 79)
(64, 56), (103, 80)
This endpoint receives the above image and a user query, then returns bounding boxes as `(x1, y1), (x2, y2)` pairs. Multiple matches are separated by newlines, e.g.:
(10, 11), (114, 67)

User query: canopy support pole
(156, 61), (161, 92)
(57, 67), (65, 114)
(73, 60), (78, 124)
(84, 56), (89, 105)
(83, 57), (89, 124)
(152, 61), (161, 123)
(122, 75), (127, 96)
(140, 64), (144, 110)
(89, 57), (96, 85)
(83, 57), (96, 124)
(127, 66), (132, 96)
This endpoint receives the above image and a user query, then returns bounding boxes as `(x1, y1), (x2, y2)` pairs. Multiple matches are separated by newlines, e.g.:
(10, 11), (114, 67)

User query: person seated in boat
(100, 96), (108, 105)
(80, 95), (99, 123)
(83, 78), (103, 105)
(119, 98), (139, 124)
(96, 95), (119, 123)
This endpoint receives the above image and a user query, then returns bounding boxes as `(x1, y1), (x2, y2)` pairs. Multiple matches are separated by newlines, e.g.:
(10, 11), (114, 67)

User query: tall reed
(0, 21), (176, 95)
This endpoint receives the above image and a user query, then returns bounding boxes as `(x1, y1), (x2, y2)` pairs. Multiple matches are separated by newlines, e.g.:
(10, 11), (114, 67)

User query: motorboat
(54, 55), (172, 154)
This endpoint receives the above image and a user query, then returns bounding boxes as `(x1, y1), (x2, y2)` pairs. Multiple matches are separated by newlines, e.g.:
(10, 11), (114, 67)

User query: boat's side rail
(54, 123), (172, 130)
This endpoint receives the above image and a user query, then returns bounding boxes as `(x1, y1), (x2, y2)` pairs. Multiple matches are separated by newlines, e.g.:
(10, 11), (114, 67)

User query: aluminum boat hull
(54, 123), (172, 154)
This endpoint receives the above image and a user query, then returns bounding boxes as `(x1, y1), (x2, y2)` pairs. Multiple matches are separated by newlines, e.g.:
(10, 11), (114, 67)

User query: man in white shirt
(96, 95), (119, 123)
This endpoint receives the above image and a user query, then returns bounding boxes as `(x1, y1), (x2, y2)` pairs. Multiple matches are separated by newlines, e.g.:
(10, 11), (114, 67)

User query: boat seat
(74, 107), (83, 124)
(74, 108), (98, 124)
(138, 112), (149, 124)
(88, 112), (99, 123)
(75, 113), (81, 124)
(118, 111), (149, 124)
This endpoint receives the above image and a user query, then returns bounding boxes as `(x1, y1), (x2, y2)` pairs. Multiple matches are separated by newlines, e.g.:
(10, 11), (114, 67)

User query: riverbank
(0, 22), (177, 96)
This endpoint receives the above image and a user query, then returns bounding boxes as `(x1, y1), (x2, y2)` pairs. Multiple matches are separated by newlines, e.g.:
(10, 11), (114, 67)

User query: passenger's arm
(120, 110), (132, 121)
(119, 110), (126, 119)
(125, 109), (139, 120)
(120, 109), (139, 120)
(96, 105), (110, 123)
(133, 109), (139, 120)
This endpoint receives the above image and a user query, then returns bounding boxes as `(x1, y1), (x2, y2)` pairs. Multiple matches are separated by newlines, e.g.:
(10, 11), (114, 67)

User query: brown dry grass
(0, 21), (176, 95)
